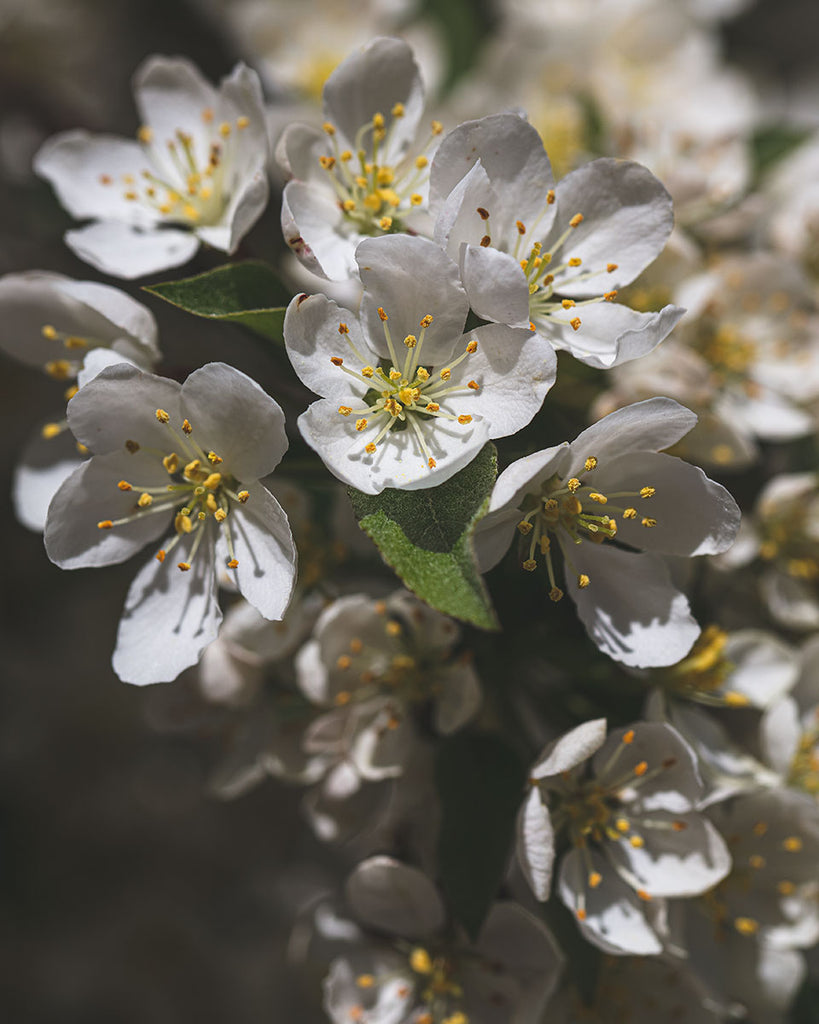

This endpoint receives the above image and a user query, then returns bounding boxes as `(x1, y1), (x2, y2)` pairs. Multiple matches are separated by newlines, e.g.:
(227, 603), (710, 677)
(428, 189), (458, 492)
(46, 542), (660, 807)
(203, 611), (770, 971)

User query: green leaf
(751, 125), (809, 182)
(144, 261), (287, 342)
(347, 443), (499, 630)
(435, 732), (527, 940)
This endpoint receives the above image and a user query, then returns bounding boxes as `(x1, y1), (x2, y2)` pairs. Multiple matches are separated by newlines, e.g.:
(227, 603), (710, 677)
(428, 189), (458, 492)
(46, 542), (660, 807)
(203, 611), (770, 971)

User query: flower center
(99, 109), (251, 225)
(331, 309), (480, 471)
(515, 456), (657, 600)
(659, 625), (747, 707)
(95, 410), (249, 572)
(319, 111), (441, 235)
(758, 482), (819, 584)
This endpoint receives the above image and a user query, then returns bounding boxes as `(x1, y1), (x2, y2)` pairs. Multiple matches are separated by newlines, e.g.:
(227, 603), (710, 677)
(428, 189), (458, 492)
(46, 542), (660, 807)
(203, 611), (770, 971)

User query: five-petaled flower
(44, 362), (297, 684)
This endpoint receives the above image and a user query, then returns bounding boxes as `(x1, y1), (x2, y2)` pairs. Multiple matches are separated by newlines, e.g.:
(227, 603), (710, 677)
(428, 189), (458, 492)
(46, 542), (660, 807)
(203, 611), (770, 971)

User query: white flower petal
(472, 507), (523, 573)
(282, 179), (359, 281)
(112, 532), (222, 685)
(132, 55), (217, 155)
(459, 244), (532, 328)
(592, 450), (741, 557)
(219, 484), (296, 621)
(516, 786), (556, 900)
(345, 856), (445, 939)
(433, 661), (482, 734)
(357, 235), (468, 365)
(549, 159), (674, 296)
(56, 278), (160, 364)
(488, 444), (570, 515)
(197, 168), (268, 253)
(283, 292), (371, 399)
(759, 697), (801, 777)
(722, 631), (800, 708)
(566, 545), (700, 668)
(531, 718), (608, 778)
(542, 302), (685, 370)
(13, 426), (83, 533)
(64, 220), (200, 279)
(180, 362), (289, 481)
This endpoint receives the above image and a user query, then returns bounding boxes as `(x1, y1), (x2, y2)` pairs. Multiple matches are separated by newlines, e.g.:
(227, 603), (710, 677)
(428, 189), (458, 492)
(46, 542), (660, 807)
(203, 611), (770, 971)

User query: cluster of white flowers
(7, 3), (819, 1019)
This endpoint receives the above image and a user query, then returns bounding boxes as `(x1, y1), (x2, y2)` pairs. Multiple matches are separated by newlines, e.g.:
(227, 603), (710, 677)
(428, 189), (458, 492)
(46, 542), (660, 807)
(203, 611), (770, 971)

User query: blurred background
(2, 0), (819, 1019)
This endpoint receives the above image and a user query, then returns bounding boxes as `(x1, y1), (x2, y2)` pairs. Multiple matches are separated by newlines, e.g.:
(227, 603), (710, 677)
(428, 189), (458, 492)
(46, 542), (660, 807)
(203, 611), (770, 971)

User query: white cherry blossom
(44, 361), (296, 685)
(34, 56), (269, 278)
(430, 113), (685, 369)
(475, 398), (741, 667)
(284, 233), (556, 493)
(278, 36), (442, 281)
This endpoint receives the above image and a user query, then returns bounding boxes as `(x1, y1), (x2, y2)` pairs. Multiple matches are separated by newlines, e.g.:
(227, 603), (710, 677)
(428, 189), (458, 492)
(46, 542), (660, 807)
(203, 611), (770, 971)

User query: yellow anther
(205, 493), (218, 512)
(175, 513), (193, 534)
(672, 820), (688, 831)
(480, 235), (491, 247)
(778, 881), (796, 895)
(137, 125), (153, 144)
(636, 889), (652, 902)
(410, 193), (423, 206)
(123, 190), (138, 201)
(629, 835), (645, 848)
(398, 387), (420, 405)
(616, 818), (630, 832)
(319, 155), (335, 170)
(45, 360), (71, 379)
(410, 947), (433, 974)
(183, 459), (201, 478)
(734, 917), (759, 935)
(99, 174), (112, 185)
(237, 491), (249, 503)
(361, 365), (374, 378)
(426, 402), (440, 412)
(182, 419), (192, 434)
(549, 587), (564, 602)
(41, 423), (62, 440)
(137, 493), (153, 508)
(439, 368), (451, 381)
(522, 559), (538, 572)
(385, 398), (401, 416)
(588, 492), (607, 504)
(604, 290), (618, 301)
(584, 456), (598, 471)
(641, 518), (657, 528)
(607, 263), (618, 273)
(226, 558), (238, 569)
(322, 121), (335, 135)
(207, 451), (222, 464)
(203, 472), (222, 490)
(219, 122), (231, 137)
(466, 339), (478, 353)
(516, 220), (526, 234)
(337, 654), (352, 670)
(458, 415), (473, 424)
(415, 155), (428, 170)
(540, 536), (550, 553)
(365, 442), (377, 454)
(355, 418), (368, 432)
(567, 478), (581, 493)
(623, 507), (637, 519)
(753, 821), (768, 837)
(783, 836), (803, 852)
(570, 317), (582, 331)
(467, 380), (480, 390)
(379, 215), (393, 231)
(214, 508), (227, 522)
(640, 487), (655, 498)
(431, 120), (443, 135)
(518, 521), (533, 535)
(576, 908), (587, 920)
(376, 167), (394, 186)
(177, 562), (192, 572)
(476, 207), (490, 222)
(330, 356), (344, 366)
(97, 520), (113, 530)
(428, 457), (436, 469)
(236, 115), (249, 129)
(155, 549), (166, 563)
(389, 368), (402, 381)
(546, 189), (555, 205)
(377, 307), (388, 321)
(64, 336), (88, 350)
(420, 314), (434, 328)
(588, 871), (602, 888)
(41, 324), (58, 340)
(622, 730), (635, 744)
(357, 975), (375, 989)
(156, 408), (170, 423)
(578, 574), (590, 588)
(342, 199), (356, 212)
(749, 855), (766, 869)
(183, 204), (200, 220)
(634, 761), (648, 776)
(404, 334), (417, 348)
(117, 480), (132, 491)
(561, 299), (576, 309)
(338, 406), (352, 416)
(64, 384), (78, 401)
(416, 367), (430, 381)
(569, 213), (584, 228)
(372, 112), (385, 129)
(724, 691), (749, 707)
(163, 453), (179, 473)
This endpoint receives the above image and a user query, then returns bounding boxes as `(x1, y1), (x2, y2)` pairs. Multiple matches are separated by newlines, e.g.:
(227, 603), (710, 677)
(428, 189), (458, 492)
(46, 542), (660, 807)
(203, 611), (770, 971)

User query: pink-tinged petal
(566, 544), (700, 668)
(531, 719), (608, 779)
(548, 159), (674, 297)
(323, 38), (424, 161)
(345, 856), (445, 939)
(217, 483), (296, 621)
(565, 398), (697, 476)
(517, 786), (556, 900)
(357, 235), (468, 364)
(66, 362), (182, 454)
(430, 113), (555, 236)
(112, 532), (222, 685)
(132, 55), (217, 155)
(180, 362), (288, 481)
(488, 445), (570, 514)
(558, 847), (663, 955)
(34, 131), (152, 223)
(541, 302), (685, 370)
(282, 179), (359, 281)
(459, 244), (531, 327)
(64, 221), (200, 279)
(13, 425), (84, 533)
(44, 450), (172, 568)
(283, 292), (372, 399)
(449, 323), (556, 438)
(592, 451), (741, 557)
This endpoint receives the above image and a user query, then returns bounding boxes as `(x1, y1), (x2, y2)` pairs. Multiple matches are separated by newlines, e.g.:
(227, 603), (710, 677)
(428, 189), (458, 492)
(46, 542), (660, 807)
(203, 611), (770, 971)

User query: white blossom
(34, 56), (269, 278)
(284, 233), (556, 493)
(44, 361), (297, 684)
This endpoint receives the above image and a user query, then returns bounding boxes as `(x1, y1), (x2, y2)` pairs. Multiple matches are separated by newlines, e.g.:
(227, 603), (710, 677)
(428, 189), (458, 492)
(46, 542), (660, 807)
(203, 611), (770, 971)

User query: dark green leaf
(436, 732), (527, 939)
(348, 443), (499, 630)
(144, 261), (287, 342)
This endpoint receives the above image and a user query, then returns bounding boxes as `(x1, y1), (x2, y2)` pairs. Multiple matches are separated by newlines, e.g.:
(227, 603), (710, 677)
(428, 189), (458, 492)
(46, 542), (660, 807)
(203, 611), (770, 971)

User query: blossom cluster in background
(4, 0), (819, 1020)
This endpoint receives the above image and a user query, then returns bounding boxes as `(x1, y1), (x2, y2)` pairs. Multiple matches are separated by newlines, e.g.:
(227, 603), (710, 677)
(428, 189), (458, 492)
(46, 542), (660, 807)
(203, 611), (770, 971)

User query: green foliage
(435, 732), (527, 940)
(144, 261), (287, 342)
(348, 444), (499, 630)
